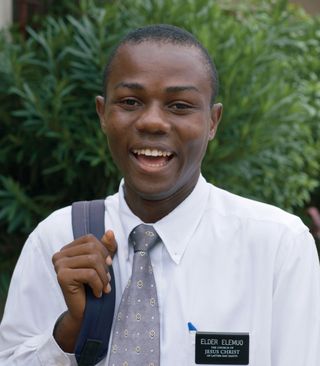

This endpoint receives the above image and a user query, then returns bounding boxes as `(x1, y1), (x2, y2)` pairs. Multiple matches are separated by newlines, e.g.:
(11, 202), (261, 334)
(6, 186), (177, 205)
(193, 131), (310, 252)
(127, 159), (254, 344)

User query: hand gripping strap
(72, 200), (116, 366)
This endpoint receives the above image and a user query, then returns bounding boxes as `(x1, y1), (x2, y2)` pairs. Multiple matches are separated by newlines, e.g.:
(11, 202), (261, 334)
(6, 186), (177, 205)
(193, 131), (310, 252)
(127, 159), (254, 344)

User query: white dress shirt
(0, 176), (319, 366)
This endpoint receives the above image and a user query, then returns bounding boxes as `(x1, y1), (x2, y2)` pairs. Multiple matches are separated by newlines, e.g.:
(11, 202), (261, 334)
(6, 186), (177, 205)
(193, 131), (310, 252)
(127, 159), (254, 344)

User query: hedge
(0, 0), (319, 262)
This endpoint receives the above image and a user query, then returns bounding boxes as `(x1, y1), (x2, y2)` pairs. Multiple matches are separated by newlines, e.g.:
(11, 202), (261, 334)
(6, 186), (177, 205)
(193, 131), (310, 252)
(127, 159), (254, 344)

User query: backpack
(72, 200), (116, 366)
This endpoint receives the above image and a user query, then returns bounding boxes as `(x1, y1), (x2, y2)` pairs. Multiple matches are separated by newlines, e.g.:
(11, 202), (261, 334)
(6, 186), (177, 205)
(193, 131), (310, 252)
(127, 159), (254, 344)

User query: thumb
(101, 230), (117, 261)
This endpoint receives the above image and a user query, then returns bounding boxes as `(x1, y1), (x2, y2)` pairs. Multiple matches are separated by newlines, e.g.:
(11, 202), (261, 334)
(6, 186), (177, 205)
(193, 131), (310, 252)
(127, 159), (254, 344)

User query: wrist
(53, 311), (83, 353)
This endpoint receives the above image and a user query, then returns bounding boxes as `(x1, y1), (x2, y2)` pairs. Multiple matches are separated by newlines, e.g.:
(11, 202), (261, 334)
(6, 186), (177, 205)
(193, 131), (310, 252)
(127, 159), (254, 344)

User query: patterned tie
(109, 224), (161, 366)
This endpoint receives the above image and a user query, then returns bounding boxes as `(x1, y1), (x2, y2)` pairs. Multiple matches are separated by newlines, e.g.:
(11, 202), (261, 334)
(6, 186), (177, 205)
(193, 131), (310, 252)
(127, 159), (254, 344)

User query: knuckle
(52, 252), (60, 264)
(87, 253), (99, 266)
(87, 241), (98, 252)
(56, 268), (68, 285)
(53, 256), (66, 273)
(83, 234), (95, 242)
(87, 268), (97, 282)
(53, 262), (60, 273)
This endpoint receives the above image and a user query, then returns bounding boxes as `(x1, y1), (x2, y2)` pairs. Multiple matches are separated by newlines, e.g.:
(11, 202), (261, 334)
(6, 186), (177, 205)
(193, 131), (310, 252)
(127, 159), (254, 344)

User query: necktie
(109, 224), (161, 366)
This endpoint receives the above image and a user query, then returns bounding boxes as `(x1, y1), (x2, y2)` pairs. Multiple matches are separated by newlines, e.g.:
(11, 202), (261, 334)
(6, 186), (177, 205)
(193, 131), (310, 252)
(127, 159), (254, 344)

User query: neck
(124, 180), (198, 223)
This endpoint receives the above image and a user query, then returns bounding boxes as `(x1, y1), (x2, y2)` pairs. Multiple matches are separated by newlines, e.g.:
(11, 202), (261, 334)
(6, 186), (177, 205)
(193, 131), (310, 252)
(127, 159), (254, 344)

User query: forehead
(107, 41), (211, 97)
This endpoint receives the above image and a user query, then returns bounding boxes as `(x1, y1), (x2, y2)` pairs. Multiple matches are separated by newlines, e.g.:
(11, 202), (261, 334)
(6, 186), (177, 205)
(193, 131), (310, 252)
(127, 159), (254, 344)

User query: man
(0, 24), (319, 366)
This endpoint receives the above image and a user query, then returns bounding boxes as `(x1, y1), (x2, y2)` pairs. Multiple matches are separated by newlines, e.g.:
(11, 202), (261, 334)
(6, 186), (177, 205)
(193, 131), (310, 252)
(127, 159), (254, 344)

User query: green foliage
(0, 270), (11, 317)
(200, 0), (320, 209)
(0, 231), (22, 318)
(0, 0), (319, 240)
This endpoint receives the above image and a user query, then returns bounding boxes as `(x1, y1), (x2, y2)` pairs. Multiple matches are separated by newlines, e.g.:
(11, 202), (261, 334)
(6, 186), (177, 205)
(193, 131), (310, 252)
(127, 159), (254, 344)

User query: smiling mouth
(132, 148), (174, 167)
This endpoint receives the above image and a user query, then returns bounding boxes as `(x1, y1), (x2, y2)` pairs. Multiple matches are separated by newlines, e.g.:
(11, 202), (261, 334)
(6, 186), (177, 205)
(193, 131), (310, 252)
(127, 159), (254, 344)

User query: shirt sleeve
(0, 232), (77, 366)
(271, 229), (320, 366)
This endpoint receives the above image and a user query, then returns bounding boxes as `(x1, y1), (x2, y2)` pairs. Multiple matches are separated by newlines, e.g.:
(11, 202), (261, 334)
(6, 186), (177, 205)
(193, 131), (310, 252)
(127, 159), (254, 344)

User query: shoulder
(32, 205), (73, 254)
(32, 193), (120, 253)
(40, 205), (72, 228)
(203, 184), (316, 273)
(207, 184), (308, 236)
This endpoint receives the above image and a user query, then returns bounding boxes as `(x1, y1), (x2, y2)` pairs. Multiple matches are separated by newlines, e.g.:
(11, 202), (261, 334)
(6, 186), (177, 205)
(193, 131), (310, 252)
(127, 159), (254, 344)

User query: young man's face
(97, 41), (222, 207)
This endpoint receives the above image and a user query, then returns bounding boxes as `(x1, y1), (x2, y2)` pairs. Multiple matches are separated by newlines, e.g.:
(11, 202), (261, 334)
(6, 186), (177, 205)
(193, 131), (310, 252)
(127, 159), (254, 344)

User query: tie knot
(129, 224), (160, 252)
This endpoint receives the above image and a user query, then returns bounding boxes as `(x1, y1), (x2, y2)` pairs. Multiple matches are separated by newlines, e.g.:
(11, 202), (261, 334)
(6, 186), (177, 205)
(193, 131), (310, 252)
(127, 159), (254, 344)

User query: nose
(135, 104), (171, 135)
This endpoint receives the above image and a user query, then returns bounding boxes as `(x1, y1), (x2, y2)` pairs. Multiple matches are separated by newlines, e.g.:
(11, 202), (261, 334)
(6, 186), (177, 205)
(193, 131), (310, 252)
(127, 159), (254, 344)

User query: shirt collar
(118, 175), (211, 264)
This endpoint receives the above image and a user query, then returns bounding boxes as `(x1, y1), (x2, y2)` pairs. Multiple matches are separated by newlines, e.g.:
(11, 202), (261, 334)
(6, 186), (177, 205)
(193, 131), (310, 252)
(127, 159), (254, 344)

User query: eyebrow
(114, 82), (200, 94)
(165, 85), (200, 94)
(115, 82), (144, 90)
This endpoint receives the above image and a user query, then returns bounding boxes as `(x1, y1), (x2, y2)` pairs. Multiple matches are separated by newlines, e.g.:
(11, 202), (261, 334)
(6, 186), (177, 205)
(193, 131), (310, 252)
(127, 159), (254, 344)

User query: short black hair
(103, 24), (219, 106)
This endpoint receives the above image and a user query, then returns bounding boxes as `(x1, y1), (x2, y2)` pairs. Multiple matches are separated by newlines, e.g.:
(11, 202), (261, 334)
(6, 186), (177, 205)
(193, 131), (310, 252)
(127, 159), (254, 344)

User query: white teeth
(133, 148), (172, 157)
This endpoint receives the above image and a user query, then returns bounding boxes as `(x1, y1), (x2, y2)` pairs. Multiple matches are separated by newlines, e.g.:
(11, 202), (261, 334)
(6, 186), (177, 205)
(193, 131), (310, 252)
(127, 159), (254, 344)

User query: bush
(0, 0), (319, 238)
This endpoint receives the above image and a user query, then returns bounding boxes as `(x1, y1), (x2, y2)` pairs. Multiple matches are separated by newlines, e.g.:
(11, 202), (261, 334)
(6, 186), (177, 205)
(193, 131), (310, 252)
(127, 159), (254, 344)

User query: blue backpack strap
(71, 200), (116, 366)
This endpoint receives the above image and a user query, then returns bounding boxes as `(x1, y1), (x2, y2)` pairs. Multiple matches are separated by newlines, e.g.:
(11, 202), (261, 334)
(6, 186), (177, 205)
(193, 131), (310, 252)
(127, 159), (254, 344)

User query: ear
(96, 96), (107, 134)
(209, 103), (223, 140)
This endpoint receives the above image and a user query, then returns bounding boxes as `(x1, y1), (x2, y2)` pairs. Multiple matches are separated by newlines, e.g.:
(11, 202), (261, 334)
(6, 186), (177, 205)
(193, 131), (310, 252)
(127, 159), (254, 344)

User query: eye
(169, 102), (194, 113)
(171, 103), (190, 109)
(119, 98), (141, 109)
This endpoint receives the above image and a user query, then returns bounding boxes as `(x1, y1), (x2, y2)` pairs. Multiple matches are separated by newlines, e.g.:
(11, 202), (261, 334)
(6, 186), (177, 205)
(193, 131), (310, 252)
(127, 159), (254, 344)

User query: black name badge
(195, 332), (249, 365)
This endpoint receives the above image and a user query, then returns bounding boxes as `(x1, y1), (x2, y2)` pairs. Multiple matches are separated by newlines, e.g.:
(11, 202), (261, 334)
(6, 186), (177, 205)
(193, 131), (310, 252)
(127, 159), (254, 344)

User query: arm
(0, 227), (116, 365)
(52, 231), (116, 352)
(0, 232), (73, 365)
(271, 230), (320, 366)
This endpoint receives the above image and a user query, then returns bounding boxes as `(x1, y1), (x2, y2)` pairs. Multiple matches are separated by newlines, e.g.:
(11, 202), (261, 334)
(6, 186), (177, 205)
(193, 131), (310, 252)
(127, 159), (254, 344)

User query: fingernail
(106, 283), (111, 293)
(106, 256), (112, 266)
(107, 272), (111, 281)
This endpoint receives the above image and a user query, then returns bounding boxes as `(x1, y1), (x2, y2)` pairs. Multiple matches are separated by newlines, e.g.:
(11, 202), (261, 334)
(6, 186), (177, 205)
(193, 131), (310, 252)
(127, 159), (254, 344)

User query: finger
(61, 234), (102, 251)
(57, 268), (105, 298)
(56, 240), (109, 261)
(54, 254), (110, 292)
(101, 230), (117, 261)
